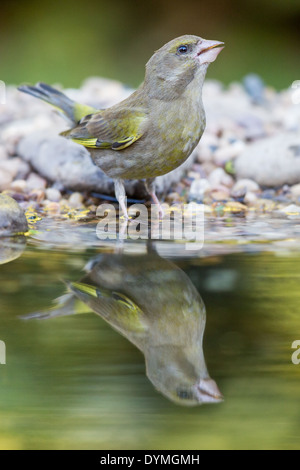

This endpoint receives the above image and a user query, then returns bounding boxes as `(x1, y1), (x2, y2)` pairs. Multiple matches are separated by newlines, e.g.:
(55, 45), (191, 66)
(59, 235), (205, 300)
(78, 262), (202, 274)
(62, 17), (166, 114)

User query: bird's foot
(157, 203), (165, 219)
(150, 192), (164, 219)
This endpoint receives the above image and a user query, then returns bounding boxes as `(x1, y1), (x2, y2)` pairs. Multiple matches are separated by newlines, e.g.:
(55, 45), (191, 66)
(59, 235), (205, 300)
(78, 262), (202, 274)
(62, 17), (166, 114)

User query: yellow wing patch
(71, 134), (143, 150)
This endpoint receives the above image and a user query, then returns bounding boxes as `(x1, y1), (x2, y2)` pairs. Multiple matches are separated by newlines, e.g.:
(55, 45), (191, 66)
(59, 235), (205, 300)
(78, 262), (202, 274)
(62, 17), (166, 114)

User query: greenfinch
(23, 249), (223, 406)
(18, 35), (224, 217)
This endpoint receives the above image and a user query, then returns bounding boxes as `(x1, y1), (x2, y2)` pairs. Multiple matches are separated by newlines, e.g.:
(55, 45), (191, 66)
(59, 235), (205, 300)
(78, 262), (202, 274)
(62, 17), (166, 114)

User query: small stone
(261, 189), (276, 200)
(290, 183), (300, 199)
(211, 190), (230, 201)
(0, 194), (28, 235)
(208, 168), (234, 188)
(10, 179), (27, 192)
(0, 147), (7, 160)
(244, 191), (257, 204)
(197, 145), (214, 162)
(0, 157), (29, 180)
(45, 201), (61, 214)
(0, 170), (13, 191)
(26, 172), (47, 190)
(235, 133), (300, 186)
(189, 179), (211, 200)
(69, 192), (84, 208)
(199, 162), (216, 177)
(28, 189), (45, 203)
(45, 187), (62, 202)
(279, 204), (300, 215)
(232, 179), (260, 194)
(224, 201), (248, 213)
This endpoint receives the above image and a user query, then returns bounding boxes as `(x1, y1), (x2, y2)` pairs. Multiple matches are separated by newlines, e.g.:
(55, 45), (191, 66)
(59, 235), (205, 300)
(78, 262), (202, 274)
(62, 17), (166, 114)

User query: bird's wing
(61, 107), (147, 150)
(67, 281), (148, 335)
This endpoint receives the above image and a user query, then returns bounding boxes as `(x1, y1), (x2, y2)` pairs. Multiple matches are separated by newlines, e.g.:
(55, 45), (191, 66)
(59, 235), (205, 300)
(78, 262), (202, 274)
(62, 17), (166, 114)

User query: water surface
(0, 231), (300, 450)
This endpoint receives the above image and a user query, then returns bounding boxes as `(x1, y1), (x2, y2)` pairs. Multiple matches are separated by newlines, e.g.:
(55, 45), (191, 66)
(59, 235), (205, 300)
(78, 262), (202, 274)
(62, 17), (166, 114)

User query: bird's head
(145, 345), (223, 406)
(144, 35), (224, 99)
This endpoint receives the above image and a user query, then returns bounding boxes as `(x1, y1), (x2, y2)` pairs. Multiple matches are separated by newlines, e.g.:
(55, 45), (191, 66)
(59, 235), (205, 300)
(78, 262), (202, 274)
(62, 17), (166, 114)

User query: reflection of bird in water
(24, 250), (223, 406)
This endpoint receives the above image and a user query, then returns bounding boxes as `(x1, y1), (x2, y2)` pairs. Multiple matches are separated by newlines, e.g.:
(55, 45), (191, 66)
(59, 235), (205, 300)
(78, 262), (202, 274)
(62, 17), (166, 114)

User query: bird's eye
(177, 45), (188, 54)
(176, 388), (193, 400)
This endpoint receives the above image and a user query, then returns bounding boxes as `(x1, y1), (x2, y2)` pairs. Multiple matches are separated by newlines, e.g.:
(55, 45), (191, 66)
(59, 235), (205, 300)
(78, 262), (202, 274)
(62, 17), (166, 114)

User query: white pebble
(26, 172), (47, 190)
(244, 191), (258, 204)
(0, 146), (7, 160)
(290, 183), (300, 198)
(232, 179), (260, 193)
(46, 188), (62, 202)
(189, 179), (211, 200)
(69, 192), (83, 208)
(280, 204), (300, 215)
(10, 179), (27, 192)
(0, 169), (13, 191)
(208, 168), (234, 188)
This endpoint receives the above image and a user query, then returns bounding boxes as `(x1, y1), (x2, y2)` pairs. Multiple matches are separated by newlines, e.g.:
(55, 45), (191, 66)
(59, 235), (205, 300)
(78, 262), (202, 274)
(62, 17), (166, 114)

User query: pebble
(0, 147), (7, 160)
(0, 169), (13, 191)
(198, 162), (216, 177)
(0, 194), (28, 235)
(211, 190), (230, 201)
(208, 168), (234, 188)
(28, 189), (45, 203)
(279, 204), (300, 215)
(0, 157), (30, 180)
(26, 172), (47, 190)
(261, 189), (276, 200)
(235, 133), (300, 186)
(45, 188), (62, 202)
(224, 201), (248, 214)
(10, 179), (27, 192)
(290, 184), (300, 199)
(69, 192), (84, 208)
(244, 191), (258, 204)
(189, 178), (211, 200)
(45, 201), (61, 214)
(231, 179), (260, 194)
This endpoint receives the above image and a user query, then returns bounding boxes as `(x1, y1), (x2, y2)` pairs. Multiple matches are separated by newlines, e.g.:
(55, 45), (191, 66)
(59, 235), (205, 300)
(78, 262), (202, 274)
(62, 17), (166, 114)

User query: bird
(18, 35), (224, 218)
(22, 248), (223, 406)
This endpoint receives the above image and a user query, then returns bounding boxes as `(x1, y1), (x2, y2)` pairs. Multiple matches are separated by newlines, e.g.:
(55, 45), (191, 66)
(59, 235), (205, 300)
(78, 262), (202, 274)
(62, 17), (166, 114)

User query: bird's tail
(20, 293), (91, 320)
(18, 82), (98, 124)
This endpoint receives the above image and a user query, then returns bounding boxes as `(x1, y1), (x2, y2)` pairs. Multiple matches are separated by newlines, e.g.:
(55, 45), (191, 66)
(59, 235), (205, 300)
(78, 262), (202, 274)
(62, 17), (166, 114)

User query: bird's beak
(195, 378), (224, 403)
(197, 39), (224, 65)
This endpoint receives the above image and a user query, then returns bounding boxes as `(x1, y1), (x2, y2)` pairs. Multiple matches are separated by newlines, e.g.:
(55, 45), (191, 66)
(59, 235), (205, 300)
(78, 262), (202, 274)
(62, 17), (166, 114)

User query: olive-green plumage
(18, 35), (224, 215)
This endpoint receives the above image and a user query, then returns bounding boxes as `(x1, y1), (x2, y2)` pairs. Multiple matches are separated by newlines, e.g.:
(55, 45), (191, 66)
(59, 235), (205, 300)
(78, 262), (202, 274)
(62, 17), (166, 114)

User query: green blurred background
(1, 0), (300, 89)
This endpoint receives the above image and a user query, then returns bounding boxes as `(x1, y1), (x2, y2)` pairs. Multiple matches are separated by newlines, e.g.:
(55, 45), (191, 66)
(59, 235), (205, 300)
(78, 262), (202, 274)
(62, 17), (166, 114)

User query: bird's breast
(146, 94), (205, 175)
(89, 90), (205, 179)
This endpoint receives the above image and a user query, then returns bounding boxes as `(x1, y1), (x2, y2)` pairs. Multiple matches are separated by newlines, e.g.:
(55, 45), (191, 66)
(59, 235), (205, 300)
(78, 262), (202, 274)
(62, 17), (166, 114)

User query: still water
(0, 232), (300, 450)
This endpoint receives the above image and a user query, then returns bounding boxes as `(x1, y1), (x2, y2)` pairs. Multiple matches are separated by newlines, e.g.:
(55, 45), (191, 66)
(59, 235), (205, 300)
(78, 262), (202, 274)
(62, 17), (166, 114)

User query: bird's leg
(145, 178), (164, 218)
(114, 178), (128, 219)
